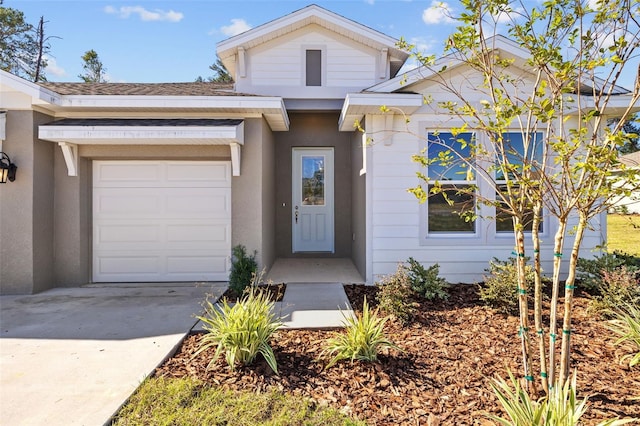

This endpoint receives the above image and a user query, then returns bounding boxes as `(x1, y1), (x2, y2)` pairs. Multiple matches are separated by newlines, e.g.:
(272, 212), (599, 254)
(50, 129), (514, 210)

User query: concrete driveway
(0, 283), (226, 426)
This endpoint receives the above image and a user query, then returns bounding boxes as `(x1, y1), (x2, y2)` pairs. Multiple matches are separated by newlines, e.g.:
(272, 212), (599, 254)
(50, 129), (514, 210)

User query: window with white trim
(494, 131), (544, 233)
(425, 131), (477, 234)
(305, 49), (322, 86)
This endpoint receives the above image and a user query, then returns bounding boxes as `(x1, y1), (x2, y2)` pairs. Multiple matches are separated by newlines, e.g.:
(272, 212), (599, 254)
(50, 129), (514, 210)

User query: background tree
(0, 6), (51, 81)
(78, 49), (107, 82)
(620, 118), (640, 153)
(401, 0), (639, 394)
(195, 57), (233, 83)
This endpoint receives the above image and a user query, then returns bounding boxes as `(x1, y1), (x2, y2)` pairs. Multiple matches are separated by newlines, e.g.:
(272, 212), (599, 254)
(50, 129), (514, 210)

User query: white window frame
(492, 131), (548, 239)
(418, 127), (481, 243)
(302, 45), (326, 87)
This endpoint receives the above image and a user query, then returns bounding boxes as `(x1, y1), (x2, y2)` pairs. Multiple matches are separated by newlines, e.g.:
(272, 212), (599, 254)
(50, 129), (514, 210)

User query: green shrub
(577, 251), (640, 294)
(229, 245), (258, 295)
(404, 257), (449, 300)
(588, 265), (640, 315)
(607, 303), (640, 368)
(322, 297), (400, 368)
(479, 257), (536, 315)
(195, 288), (282, 373)
(375, 264), (417, 325)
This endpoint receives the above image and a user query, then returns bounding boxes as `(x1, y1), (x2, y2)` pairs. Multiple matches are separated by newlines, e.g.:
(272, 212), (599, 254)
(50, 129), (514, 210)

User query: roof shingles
(38, 82), (256, 97)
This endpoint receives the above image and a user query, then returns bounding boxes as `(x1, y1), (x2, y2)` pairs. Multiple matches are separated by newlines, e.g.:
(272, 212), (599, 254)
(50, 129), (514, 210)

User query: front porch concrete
(265, 258), (364, 284)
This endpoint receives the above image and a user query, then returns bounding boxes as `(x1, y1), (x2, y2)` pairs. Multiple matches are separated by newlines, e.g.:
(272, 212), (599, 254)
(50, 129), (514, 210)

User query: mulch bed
(220, 283), (287, 302)
(155, 284), (639, 425)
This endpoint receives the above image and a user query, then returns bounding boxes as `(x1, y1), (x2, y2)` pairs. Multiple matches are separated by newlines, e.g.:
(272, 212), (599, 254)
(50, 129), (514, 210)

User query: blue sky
(7, 0), (639, 89)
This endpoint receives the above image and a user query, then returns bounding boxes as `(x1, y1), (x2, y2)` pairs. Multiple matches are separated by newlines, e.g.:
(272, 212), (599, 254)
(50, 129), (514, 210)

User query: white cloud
(220, 18), (252, 36)
(104, 5), (183, 22)
(364, 0), (375, 5)
(422, 1), (455, 25)
(43, 56), (66, 78)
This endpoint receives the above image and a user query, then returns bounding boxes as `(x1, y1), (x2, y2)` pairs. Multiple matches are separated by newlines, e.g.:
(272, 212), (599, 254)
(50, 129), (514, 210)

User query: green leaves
(322, 297), (400, 368)
(195, 288), (282, 374)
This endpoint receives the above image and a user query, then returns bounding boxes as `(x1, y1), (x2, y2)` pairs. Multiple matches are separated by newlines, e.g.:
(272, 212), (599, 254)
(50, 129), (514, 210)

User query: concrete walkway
(0, 283), (226, 426)
(1, 281), (353, 425)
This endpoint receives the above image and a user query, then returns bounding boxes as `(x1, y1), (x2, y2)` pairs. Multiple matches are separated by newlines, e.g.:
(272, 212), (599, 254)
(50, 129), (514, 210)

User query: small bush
(404, 257), (449, 300)
(229, 245), (258, 295)
(195, 288), (282, 373)
(479, 257), (535, 315)
(488, 370), (589, 426)
(322, 297), (400, 368)
(577, 251), (640, 294)
(607, 303), (640, 368)
(588, 266), (640, 315)
(375, 264), (417, 325)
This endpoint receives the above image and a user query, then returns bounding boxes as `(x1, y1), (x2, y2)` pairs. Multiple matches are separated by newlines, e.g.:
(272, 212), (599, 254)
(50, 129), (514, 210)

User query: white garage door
(93, 161), (231, 282)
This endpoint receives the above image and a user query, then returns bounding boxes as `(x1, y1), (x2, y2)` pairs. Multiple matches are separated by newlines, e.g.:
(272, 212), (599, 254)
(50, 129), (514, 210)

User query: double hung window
(425, 131), (476, 234)
(494, 132), (544, 233)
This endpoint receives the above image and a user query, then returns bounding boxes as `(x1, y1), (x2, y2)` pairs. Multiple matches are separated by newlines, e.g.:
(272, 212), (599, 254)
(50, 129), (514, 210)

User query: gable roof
(39, 82), (237, 96)
(367, 34), (632, 97)
(216, 4), (409, 78)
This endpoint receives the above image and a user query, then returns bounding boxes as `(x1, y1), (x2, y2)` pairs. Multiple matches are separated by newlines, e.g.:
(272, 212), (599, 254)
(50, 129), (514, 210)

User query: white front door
(292, 148), (334, 252)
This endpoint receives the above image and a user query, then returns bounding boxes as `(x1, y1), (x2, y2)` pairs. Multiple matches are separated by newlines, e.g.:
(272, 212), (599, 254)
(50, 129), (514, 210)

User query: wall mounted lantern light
(0, 152), (17, 183)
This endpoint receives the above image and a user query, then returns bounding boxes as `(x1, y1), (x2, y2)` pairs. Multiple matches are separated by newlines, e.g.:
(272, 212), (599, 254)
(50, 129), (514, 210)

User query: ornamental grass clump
(322, 297), (399, 368)
(194, 288), (282, 374)
(607, 303), (640, 368)
(488, 370), (589, 426)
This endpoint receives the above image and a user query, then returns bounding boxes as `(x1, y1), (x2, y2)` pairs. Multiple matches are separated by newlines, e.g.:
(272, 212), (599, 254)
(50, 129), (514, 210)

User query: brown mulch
(155, 284), (640, 425)
(220, 283), (287, 302)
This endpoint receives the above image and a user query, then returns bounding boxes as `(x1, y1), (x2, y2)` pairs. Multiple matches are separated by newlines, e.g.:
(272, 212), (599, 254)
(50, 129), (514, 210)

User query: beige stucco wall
(231, 118), (274, 272)
(0, 110), (56, 294)
(274, 112), (352, 258)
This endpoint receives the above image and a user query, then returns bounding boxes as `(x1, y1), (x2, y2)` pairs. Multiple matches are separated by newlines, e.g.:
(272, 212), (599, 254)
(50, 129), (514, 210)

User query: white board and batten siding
(93, 161), (231, 283)
(367, 115), (605, 284)
(241, 25), (379, 97)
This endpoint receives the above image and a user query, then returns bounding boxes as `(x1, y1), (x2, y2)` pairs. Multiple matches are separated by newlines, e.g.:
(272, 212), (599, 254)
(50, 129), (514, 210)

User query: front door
(292, 148), (334, 252)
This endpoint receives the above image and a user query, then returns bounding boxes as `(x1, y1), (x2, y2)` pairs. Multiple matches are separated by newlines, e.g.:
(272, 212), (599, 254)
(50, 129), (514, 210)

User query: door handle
(295, 209), (299, 224)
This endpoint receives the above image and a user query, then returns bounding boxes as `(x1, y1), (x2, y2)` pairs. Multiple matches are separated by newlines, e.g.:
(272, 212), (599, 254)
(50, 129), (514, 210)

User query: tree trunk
(531, 203), (548, 393)
(559, 214), (587, 383)
(547, 219), (567, 387)
(514, 223), (535, 393)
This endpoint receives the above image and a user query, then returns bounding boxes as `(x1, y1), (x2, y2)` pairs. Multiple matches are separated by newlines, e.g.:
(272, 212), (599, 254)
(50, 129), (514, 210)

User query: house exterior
(0, 5), (635, 294)
(610, 151), (640, 214)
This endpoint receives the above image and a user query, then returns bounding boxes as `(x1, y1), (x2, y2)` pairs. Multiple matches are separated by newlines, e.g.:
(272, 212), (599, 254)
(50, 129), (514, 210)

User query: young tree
(78, 49), (107, 83)
(0, 7), (50, 81)
(195, 57), (233, 83)
(402, 0), (639, 394)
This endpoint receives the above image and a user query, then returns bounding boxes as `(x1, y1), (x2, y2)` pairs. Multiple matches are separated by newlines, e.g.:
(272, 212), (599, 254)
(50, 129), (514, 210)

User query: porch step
(277, 282), (353, 329)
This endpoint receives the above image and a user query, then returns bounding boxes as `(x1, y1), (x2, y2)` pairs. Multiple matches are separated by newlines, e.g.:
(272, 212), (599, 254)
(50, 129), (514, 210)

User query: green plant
(607, 303), (640, 368)
(588, 266), (640, 315)
(479, 257), (536, 315)
(229, 245), (258, 295)
(488, 370), (589, 426)
(322, 297), (400, 368)
(194, 288), (282, 373)
(375, 264), (417, 325)
(404, 257), (449, 300)
(577, 251), (640, 294)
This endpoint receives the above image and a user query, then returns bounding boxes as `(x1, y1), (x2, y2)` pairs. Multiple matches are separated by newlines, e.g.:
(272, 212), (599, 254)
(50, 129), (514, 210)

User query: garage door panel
(95, 224), (160, 244)
(93, 160), (231, 282)
(167, 223), (230, 243)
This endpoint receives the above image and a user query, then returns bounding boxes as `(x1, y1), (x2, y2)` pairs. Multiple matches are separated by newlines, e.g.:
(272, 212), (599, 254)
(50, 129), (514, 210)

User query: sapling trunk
(559, 214), (587, 383)
(514, 224), (536, 394)
(547, 219), (567, 387)
(531, 203), (548, 393)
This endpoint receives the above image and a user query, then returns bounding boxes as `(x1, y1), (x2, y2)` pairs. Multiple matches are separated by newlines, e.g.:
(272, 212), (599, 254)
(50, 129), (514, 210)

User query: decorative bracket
(58, 142), (78, 176)
(230, 142), (241, 176)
